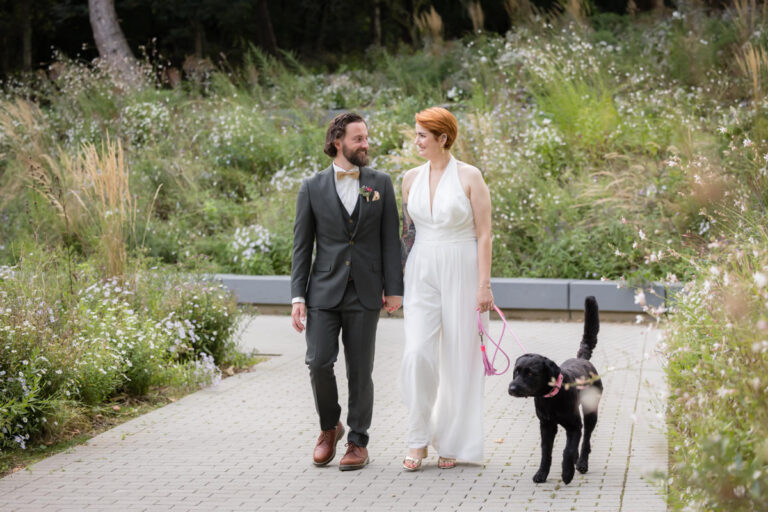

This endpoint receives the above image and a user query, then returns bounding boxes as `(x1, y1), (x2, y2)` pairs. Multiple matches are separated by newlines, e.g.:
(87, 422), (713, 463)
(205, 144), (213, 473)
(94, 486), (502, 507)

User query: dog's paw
(533, 470), (548, 483)
(576, 457), (588, 474)
(561, 463), (575, 484)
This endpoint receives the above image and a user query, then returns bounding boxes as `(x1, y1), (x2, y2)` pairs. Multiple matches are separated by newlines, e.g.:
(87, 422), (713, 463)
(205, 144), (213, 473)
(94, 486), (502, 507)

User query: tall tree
(88, 0), (142, 83)
(0, 1), (9, 75)
(20, 1), (32, 70)
(255, 0), (278, 55)
(373, 0), (382, 47)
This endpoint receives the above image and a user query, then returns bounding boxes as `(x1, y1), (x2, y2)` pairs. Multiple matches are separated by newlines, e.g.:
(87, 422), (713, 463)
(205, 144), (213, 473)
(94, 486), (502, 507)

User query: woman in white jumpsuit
(400, 107), (494, 470)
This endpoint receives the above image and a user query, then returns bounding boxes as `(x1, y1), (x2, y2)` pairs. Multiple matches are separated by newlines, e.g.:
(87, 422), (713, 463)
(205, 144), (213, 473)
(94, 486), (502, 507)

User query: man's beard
(342, 143), (369, 167)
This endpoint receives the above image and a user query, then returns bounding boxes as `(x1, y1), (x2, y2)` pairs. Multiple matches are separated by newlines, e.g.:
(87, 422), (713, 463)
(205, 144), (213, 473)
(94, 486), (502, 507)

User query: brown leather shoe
(313, 422), (345, 466)
(339, 442), (369, 471)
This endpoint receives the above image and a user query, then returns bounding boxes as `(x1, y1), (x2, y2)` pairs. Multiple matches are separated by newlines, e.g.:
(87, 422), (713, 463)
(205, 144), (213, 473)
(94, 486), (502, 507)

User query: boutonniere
(359, 186), (380, 202)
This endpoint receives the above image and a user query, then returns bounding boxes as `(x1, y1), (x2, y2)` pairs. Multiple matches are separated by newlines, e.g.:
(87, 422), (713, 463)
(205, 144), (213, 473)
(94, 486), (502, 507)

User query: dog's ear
(545, 358), (560, 379)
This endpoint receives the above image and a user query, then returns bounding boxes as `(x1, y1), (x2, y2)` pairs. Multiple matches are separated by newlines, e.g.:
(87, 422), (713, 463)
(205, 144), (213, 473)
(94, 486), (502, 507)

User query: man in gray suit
(291, 112), (403, 471)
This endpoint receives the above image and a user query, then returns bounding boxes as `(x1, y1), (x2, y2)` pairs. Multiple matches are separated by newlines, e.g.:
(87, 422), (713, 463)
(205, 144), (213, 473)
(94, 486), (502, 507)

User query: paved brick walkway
(0, 315), (667, 511)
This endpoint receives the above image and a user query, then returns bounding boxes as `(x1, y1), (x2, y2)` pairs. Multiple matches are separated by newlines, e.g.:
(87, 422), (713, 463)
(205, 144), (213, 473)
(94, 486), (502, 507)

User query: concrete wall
(214, 274), (682, 313)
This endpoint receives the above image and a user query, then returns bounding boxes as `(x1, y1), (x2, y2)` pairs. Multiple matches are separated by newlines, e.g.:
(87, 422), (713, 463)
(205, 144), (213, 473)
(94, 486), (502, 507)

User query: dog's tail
(576, 296), (599, 360)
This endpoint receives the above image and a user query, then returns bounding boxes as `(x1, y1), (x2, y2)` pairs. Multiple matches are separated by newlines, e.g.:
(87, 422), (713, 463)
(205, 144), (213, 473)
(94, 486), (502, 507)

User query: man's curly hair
(324, 112), (366, 157)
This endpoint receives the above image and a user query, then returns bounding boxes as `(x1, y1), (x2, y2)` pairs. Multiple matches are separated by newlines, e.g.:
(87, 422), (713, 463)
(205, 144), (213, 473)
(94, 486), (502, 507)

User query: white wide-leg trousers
(401, 240), (485, 462)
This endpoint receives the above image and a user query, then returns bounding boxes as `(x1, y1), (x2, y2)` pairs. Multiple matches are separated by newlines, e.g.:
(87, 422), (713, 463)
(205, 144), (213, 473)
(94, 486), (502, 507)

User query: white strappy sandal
(438, 456), (456, 469)
(402, 447), (428, 471)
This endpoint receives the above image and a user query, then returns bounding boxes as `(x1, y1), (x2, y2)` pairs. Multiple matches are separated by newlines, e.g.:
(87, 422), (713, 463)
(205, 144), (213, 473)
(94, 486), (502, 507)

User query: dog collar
(543, 373), (564, 398)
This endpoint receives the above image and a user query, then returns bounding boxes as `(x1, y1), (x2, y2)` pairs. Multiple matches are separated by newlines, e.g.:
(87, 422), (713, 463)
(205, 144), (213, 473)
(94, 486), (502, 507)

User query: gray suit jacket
(291, 165), (404, 310)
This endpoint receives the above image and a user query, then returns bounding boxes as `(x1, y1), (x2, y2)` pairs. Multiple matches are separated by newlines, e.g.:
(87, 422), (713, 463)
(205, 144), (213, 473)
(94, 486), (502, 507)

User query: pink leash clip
(478, 305), (527, 376)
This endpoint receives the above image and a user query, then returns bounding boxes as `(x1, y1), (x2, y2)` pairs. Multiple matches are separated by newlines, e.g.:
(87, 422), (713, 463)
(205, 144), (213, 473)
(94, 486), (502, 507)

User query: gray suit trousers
(305, 280), (380, 448)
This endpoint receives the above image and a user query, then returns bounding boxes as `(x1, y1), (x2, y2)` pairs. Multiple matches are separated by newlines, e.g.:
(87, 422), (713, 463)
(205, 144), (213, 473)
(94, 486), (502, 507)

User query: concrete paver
(0, 315), (667, 511)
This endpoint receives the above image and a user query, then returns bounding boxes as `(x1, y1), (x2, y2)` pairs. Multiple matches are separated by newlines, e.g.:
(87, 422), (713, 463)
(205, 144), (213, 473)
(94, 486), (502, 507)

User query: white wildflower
(716, 387), (735, 398)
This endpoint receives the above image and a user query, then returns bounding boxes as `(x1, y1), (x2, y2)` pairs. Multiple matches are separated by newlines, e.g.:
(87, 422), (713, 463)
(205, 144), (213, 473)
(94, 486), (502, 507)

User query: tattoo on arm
(400, 202), (416, 268)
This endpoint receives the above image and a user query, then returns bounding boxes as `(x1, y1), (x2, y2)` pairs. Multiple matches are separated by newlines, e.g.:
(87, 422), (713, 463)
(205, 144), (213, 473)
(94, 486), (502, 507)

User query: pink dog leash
(477, 305), (527, 376)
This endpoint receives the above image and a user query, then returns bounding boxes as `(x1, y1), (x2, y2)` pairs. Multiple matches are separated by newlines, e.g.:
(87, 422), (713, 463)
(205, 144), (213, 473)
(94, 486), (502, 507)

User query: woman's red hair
(415, 107), (458, 150)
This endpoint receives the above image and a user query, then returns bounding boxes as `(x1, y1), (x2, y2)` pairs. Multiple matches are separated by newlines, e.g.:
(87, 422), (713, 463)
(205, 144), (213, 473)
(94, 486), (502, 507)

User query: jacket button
(345, 261), (350, 266)
(348, 219), (354, 224)
(349, 241), (355, 245)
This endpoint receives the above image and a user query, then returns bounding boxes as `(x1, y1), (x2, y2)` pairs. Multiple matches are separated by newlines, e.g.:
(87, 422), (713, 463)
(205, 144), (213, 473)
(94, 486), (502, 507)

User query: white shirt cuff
(291, 297), (305, 304)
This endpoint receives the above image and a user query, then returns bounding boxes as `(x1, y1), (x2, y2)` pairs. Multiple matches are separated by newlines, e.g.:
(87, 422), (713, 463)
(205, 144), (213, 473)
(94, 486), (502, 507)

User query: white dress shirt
(332, 162), (360, 215)
(292, 163), (360, 304)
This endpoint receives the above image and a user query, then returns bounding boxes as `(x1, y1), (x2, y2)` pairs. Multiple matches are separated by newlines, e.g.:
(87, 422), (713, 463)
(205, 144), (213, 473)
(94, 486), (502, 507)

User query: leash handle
(478, 305), (522, 376)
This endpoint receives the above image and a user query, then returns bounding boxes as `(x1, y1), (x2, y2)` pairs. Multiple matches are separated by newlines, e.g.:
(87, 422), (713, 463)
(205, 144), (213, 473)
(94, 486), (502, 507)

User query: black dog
(508, 296), (602, 485)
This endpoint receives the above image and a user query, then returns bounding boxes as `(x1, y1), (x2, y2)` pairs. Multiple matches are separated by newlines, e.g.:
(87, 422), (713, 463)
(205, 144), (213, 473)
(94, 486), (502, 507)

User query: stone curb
(214, 274), (683, 313)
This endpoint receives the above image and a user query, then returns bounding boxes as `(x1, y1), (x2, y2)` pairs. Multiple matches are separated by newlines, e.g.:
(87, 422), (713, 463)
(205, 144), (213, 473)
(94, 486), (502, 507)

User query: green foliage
(2, 7), (768, 506)
(0, 364), (53, 453)
(632, 124), (768, 509)
(535, 77), (619, 155)
(663, 227), (768, 511)
(373, 46), (458, 105)
(5, 11), (765, 283)
(664, 15), (737, 89)
(141, 274), (239, 364)
(0, 250), (240, 455)
(3, 10), (766, 287)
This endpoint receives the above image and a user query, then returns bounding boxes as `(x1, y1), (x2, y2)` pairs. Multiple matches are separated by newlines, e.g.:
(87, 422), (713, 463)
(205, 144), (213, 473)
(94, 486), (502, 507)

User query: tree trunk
(20, 2), (32, 70)
(373, 0), (382, 47)
(385, 0), (419, 46)
(1, 32), (9, 76)
(315, 1), (329, 52)
(88, 0), (142, 85)
(193, 18), (204, 57)
(255, 0), (278, 55)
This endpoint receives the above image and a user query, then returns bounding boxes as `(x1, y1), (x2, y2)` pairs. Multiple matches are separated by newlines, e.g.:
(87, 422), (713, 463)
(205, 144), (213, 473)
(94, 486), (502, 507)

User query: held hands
(294, 296), (401, 331)
(383, 295), (402, 313)
(477, 285), (494, 313)
(291, 303), (307, 333)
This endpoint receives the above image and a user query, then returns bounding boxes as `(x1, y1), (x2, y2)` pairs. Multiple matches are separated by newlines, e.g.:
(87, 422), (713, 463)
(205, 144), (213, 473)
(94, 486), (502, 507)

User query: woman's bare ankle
(408, 446), (428, 458)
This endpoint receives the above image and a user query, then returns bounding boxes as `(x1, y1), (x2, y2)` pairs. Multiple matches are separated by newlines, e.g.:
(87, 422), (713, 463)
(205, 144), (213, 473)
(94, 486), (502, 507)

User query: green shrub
(2, 8), (767, 286)
(173, 283), (238, 365)
(663, 232), (768, 511)
(0, 252), (242, 455)
(133, 269), (240, 365)
(534, 75), (620, 156)
(0, 355), (55, 453)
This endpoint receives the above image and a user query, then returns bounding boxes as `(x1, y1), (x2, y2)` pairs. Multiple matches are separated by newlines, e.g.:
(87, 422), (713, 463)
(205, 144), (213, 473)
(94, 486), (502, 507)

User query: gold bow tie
(336, 169), (360, 180)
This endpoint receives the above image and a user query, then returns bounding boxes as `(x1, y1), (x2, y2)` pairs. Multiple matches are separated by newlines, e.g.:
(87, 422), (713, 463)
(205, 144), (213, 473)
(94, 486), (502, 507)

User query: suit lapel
(351, 167), (372, 239)
(320, 165), (349, 225)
